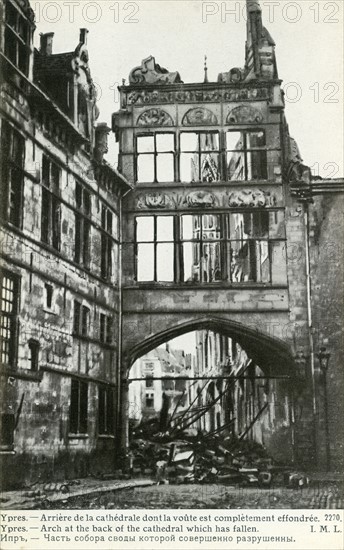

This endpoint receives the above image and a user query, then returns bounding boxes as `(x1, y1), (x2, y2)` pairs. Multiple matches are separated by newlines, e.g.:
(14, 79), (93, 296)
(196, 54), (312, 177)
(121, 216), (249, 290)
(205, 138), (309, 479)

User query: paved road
(45, 482), (343, 509)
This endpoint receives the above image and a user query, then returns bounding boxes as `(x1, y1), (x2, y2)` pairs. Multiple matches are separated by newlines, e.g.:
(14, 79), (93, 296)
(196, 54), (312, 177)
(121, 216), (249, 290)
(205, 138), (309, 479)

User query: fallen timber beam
(171, 380), (234, 434)
(238, 402), (270, 441)
(169, 378), (200, 425)
(167, 377), (212, 432)
(128, 375), (291, 381)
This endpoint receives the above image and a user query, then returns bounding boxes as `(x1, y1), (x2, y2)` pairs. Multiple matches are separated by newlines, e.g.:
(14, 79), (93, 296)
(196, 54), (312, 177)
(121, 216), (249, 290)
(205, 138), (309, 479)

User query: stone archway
(124, 315), (295, 375)
(119, 316), (299, 457)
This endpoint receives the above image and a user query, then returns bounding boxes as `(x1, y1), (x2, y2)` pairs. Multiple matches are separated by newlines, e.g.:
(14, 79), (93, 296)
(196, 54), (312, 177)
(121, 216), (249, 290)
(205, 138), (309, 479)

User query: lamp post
(317, 347), (331, 471)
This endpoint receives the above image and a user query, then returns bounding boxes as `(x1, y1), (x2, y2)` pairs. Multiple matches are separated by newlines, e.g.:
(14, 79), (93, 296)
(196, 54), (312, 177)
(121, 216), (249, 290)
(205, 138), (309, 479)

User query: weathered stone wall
(0, 48), (121, 487)
(309, 194), (344, 471)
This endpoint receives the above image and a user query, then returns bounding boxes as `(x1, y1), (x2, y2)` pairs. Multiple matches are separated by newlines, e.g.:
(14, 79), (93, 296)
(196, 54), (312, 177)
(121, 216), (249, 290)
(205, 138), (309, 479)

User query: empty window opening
(75, 182), (91, 267)
(4, 1), (31, 75)
(226, 130), (267, 181)
(1, 121), (25, 227)
(45, 284), (53, 309)
(98, 386), (115, 435)
(69, 379), (88, 434)
(0, 413), (15, 449)
(146, 393), (154, 408)
(136, 133), (175, 183)
(100, 313), (113, 344)
(41, 155), (61, 250)
(136, 215), (174, 282)
(73, 301), (90, 337)
(28, 339), (39, 371)
(101, 205), (113, 280)
(180, 132), (219, 183)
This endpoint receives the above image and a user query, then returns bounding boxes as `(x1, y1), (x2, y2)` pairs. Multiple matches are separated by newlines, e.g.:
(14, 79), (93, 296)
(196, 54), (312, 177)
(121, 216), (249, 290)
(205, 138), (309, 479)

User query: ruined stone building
(0, 0), (130, 487)
(0, 0), (343, 488)
(129, 344), (193, 425)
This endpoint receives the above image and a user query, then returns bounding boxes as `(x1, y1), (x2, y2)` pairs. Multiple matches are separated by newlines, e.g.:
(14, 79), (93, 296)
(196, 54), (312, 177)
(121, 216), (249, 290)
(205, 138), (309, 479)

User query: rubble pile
(129, 431), (291, 486)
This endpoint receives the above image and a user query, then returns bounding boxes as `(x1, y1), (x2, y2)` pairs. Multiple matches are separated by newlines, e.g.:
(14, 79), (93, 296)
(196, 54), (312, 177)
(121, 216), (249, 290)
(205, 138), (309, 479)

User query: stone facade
(0, 0), (130, 488)
(113, 0), (343, 469)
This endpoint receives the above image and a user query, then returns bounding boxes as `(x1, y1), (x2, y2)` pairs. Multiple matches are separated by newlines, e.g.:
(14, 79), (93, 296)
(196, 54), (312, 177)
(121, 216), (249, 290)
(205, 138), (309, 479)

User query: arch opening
(125, 318), (296, 470)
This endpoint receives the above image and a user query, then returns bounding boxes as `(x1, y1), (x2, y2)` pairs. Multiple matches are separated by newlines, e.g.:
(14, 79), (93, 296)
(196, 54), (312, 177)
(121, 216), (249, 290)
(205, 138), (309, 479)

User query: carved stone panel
(227, 105), (263, 124)
(228, 189), (276, 207)
(125, 87), (270, 106)
(137, 108), (173, 127)
(137, 193), (171, 209)
(136, 190), (217, 210)
(186, 191), (216, 207)
(182, 107), (218, 126)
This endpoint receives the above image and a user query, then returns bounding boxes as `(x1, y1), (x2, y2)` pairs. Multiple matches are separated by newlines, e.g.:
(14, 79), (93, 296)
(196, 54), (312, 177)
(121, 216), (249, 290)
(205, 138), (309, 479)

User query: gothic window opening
(75, 182), (91, 267)
(0, 121), (25, 227)
(101, 205), (113, 280)
(98, 385), (115, 435)
(135, 215), (174, 282)
(180, 132), (219, 183)
(0, 271), (19, 367)
(226, 130), (267, 181)
(69, 379), (88, 434)
(41, 155), (61, 250)
(136, 133), (175, 183)
(4, 0), (31, 75)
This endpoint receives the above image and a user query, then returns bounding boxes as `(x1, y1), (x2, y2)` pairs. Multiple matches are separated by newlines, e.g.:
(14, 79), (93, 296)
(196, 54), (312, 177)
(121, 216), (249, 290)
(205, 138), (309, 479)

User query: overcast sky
(33, 0), (343, 177)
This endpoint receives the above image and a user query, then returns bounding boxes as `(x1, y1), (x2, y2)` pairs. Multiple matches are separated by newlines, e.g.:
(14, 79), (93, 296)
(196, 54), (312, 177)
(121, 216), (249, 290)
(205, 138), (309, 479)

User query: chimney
(94, 123), (110, 163)
(40, 33), (54, 56)
(79, 28), (89, 45)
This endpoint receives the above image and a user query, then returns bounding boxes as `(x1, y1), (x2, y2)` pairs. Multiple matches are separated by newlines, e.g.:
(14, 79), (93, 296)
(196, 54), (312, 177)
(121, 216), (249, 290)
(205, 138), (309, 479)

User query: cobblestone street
(43, 482), (343, 510)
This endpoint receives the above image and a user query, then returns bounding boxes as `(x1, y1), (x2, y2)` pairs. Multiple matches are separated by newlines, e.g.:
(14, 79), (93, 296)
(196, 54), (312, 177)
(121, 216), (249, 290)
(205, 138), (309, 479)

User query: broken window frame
(180, 131), (220, 183)
(133, 210), (285, 285)
(226, 129), (268, 181)
(98, 385), (115, 436)
(100, 204), (113, 280)
(135, 215), (175, 282)
(136, 132), (175, 183)
(0, 270), (19, 367)
(180, 214), (223, 283)
(69, 379), (88, 435)
(73, 300), (90, 337)
(74, 181), (91, 268)
(4, 0), (31, 76)
(0, 120), (25, 228)
(41, 155), (61, 251)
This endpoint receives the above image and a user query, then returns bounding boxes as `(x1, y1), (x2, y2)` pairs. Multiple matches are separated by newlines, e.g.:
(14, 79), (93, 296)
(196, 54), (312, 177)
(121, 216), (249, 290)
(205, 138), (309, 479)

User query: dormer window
(4, 1), (31, 76)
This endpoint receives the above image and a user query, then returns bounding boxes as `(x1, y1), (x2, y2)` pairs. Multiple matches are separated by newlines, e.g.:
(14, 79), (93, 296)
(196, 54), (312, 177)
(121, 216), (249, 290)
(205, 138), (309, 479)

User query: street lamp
(317, 347), (331, 471)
